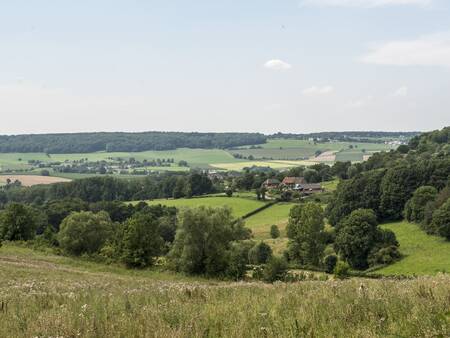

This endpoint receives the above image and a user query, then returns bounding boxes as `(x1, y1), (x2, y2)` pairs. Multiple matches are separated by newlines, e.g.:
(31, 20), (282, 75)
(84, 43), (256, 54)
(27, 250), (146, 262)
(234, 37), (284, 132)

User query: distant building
(298, 183), (323, 195)
(281, 177), (306, 190)
(262, 178), (281, 189)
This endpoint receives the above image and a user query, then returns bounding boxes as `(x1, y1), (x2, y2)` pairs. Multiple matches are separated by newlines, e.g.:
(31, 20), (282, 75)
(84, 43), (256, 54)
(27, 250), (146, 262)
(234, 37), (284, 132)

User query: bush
(225, 241), (253, 280)
(404, 186), (437, 223)
(323, 254), (338, 274)
(431, 199), (450, 240)
(333, 261), (350, 279)
(368, 245), (401, 266)
(248, 242), (272, 265)
(263, 256), (288, 283)
(58, 211), (114, 256)
(0, 203), (44, 241)
(270, 224), (280, 239)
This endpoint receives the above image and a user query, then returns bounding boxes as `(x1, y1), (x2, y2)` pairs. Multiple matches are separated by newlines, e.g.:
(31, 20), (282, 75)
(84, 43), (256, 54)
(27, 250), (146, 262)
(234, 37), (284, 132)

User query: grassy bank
(0, 244), (448, 337)
(379, 221), (450, 275)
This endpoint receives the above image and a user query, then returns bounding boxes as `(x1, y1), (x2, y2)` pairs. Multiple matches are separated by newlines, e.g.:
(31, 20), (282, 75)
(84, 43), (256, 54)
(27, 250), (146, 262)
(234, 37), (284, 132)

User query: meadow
(379, 221), (450, 276)
(0, 244), (449, 338)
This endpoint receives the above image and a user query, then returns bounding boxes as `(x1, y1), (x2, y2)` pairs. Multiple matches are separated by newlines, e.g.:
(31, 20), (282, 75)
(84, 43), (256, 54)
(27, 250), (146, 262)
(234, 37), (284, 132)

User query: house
(281, 177), (306, 190)
(298, 183), (323, 195)
(262, 178), (281, 189)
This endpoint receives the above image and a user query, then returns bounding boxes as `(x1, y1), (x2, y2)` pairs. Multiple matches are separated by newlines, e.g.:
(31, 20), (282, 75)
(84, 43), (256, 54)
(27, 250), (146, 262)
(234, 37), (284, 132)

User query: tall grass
(1, 245), (449, 337)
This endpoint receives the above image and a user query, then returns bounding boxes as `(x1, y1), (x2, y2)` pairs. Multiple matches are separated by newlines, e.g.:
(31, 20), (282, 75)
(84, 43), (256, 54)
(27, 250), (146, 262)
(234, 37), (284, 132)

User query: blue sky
(0, 0), (449, 134)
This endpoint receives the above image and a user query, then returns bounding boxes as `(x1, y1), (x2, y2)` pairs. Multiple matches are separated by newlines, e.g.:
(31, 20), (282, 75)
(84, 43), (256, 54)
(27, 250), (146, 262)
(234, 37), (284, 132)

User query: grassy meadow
(144, 196), (267, 218)
(0, 244), (449, 338)
(379, 221), (450, 276)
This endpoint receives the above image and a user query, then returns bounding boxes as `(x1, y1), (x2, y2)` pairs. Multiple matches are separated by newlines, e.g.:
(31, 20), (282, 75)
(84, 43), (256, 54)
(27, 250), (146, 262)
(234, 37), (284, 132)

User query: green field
(1, 243), (449, 337)
(379, 221), (450, 275)
(245, 203), (295, 239)
(144, 196), (266, 218)
(231, 139), (395, 161)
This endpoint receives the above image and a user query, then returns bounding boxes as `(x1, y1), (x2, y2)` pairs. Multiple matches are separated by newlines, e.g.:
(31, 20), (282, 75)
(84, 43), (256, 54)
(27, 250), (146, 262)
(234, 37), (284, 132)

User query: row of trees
(0, 173), (215, 206)
(0, 132), (267, 153)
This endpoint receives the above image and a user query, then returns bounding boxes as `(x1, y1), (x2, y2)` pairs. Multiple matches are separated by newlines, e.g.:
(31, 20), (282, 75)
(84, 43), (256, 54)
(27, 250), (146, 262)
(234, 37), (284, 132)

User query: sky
(0, 0), (449, 135)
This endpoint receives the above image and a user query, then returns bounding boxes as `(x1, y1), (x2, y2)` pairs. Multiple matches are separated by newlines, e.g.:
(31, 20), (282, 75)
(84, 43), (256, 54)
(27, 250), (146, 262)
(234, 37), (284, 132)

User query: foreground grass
(379, 221), (450, 275)
(0, 244), (449, 337)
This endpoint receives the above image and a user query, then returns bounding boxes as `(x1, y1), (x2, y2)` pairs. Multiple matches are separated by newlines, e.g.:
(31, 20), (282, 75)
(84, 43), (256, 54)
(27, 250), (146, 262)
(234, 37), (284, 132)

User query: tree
(248, 242), (272, 265)
(172, 177), (187, 199)
(270, 224), (280, 239)
(286, 203), (326, 266)
(58, 211), (113, 256)
(119, 212), (164, 267)
(334, 209), (398, 270)
(168, 206), (250, 276)
(323, 254), (338, 273)
(0, 203), (43, 241)
(404, 186), (437, 223)
(263, 256), (288, 282)
(225, 188), (233, 197)
(431, 199), (450, 240)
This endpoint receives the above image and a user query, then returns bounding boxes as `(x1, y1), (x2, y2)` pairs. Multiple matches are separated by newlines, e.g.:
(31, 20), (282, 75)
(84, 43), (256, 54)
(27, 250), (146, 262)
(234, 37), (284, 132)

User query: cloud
(300, 0), (432, 8)
(348, 95), (373, 108)
(393, 86), (408, 97)
(361, 33), (450, 67)
(302, 85), (334, 96)
(264, 59), (292, 71)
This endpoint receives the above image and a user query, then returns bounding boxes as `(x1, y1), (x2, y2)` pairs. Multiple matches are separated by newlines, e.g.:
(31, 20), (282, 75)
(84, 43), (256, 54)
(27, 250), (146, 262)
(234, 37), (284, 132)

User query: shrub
(263, 256), (288, 283)
(58, 211), (114, 256)
(225, 241), (253, 280)
(431, 199), (450, 240)
(368, 245), (401, 266)
(404, 186), (437, 223)
(248, 242), (272, 265)
(270, 224), (280, 239)
(323, 254), (338, 274)
(0, 203), (44, 241)
(333, 261), (350, 279)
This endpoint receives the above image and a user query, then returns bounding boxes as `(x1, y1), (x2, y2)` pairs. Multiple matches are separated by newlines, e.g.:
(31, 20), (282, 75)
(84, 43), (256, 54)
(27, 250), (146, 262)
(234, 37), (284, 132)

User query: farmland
(0, 139), (398, 180)
(0, 175), (71, 186)
(0, 243), (449, 338)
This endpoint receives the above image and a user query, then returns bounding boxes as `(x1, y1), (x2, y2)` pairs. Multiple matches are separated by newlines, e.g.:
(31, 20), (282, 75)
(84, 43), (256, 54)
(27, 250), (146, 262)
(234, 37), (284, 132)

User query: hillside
(379, 221), (450, 275)
(0, 244), (448, 338)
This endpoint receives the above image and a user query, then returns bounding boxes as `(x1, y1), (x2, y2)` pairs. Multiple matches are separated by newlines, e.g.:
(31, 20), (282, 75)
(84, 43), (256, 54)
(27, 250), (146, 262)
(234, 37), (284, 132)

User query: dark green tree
(58, 211), (113, 256)
(0, 203), (43, 241)
(431, 199), (450, 240)
(404, 186), (437, 223)
(286, 203), (326, 266)
(248, 242), (273, 264)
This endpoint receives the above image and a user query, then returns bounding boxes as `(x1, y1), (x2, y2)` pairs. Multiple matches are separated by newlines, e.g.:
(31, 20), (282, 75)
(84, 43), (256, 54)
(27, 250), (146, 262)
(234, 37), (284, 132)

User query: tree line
(0, 132), (267, 153)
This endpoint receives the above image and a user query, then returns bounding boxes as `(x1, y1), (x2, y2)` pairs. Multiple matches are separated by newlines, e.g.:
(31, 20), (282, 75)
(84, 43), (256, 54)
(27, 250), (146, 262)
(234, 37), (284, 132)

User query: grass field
(245, 203), (295, 239)
(0, 243), (449, 337)
(379, 221), (450, 276)
(144, 196), (267, 218)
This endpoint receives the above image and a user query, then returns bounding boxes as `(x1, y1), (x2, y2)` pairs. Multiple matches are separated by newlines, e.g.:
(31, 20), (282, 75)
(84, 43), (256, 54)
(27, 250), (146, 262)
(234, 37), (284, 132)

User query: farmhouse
(262, 178), (281, 189)
(298, 183), (323, 195)
(281, 177), (306, 190)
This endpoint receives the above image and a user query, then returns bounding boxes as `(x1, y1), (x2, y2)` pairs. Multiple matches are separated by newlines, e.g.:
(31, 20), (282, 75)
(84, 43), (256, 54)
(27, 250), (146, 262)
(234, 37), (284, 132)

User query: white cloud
(348, 95), (373, 108)
(393, 86), (408, 97)
(361, 33), (450, 67)
(302, 85), (334, 96)
(300, 0), (432, 8)
(264, 59), (292, 71)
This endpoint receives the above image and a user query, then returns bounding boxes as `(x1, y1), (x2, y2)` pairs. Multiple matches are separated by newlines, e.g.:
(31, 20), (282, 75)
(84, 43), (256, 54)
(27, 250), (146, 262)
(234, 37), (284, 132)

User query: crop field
(144, 196), (267, 218)
(230, 139), (395, 162)
(0, 175), (71, 186)
(209, 160), (316, 171)
(379, 221), (450, 276)
(0, 244), (449, 337)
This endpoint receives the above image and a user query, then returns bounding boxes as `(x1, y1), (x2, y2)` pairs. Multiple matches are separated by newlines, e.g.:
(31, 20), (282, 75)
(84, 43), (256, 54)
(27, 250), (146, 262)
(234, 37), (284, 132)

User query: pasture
(379, 221), (450, 276)
(144, 196), (267, 218)
(0, 244), (449, 337)
(244, 203), (294, 239)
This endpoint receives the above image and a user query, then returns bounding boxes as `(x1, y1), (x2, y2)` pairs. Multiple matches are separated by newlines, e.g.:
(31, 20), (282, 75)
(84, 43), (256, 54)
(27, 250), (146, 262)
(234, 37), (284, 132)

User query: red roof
(282, 177), (306, 185)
